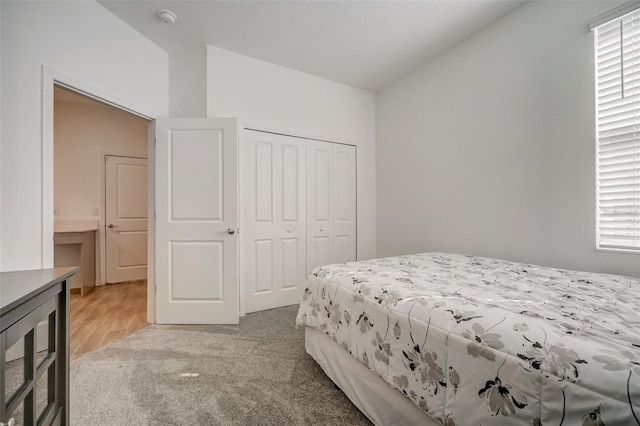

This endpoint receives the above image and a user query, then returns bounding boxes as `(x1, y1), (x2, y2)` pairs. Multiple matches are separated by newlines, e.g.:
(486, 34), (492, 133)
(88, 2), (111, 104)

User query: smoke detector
(157, 9), (178, 24)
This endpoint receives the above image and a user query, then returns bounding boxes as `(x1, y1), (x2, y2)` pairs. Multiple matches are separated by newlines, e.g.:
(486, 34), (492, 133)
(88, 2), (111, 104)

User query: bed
(296, 252), (640, 425)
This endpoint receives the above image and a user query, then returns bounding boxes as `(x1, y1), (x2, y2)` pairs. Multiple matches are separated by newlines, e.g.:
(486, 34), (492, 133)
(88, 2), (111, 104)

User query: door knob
(226, 228), (236, 235)
(108, 224), (117, 228)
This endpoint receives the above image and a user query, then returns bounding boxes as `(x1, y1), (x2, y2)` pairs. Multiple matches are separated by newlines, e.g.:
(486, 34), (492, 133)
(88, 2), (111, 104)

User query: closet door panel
(282, 144), (300, 222)
(254, 142), (274, 223)
(244, 130), (306, 313)
(281, 238), (301, 289)
(332, 144), (357, 264)
(279, 139), (307, 287)
(253, 239), (274, 293)
(314, 151), (331, 221)
(306, 140), (333, 274)
(311, 236), (331, 271)
(333, 236), (352, 265)
(244, 131), (277, 311)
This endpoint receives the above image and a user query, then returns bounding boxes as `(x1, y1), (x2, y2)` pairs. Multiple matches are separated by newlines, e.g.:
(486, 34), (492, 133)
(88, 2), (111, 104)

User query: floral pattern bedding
(295, 253), (640, 425)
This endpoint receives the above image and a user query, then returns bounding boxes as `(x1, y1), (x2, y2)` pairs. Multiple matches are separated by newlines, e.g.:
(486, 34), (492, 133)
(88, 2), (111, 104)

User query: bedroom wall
(207, 46), (377, 260)
(376, 1), (640, 278)
(170, 45), (207, 117)
(0, 1), (169, 271)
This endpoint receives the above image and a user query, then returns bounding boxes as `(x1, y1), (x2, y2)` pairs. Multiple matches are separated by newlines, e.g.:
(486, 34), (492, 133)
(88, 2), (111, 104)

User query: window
(594, 6), (640, 252)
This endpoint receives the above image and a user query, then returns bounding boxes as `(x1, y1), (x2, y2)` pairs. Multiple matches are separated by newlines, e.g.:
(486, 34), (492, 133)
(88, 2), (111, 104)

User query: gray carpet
(67, 305), (371, 425)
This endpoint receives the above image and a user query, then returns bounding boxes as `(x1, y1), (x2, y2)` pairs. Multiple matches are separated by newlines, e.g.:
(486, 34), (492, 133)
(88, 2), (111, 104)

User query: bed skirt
(305, 326), (440, 426)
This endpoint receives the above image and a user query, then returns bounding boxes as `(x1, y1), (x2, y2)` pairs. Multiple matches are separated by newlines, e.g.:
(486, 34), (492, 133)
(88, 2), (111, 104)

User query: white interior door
(155, 118), (239, 324)
(105, 155), (148, 283)
(243, 130), (306, 313)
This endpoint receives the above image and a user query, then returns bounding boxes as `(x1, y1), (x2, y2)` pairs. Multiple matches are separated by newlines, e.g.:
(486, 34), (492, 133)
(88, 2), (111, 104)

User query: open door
(155, 118), (239, 324)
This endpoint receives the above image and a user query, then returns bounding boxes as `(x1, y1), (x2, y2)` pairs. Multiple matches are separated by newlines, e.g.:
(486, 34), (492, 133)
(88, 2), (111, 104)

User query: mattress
(295, 253), (640, 425)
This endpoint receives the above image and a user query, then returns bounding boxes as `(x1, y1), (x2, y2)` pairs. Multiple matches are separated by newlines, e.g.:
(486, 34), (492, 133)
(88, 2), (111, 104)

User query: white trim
(594, 26), (600, 255)
(50, 76), (154, 121)
(589, 0), (640, 30)
(42, 69), (55, 269)
(237, 126), (246, 317)
(595, 247), (640, 255)
(41, 65), (157, 323)
(240, 120), (359, 148)
(147, 123), (156, 324)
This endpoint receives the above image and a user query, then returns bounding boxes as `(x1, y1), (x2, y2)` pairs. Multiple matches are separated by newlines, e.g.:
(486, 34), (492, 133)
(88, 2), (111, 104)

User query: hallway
(70, 281), (147, 359)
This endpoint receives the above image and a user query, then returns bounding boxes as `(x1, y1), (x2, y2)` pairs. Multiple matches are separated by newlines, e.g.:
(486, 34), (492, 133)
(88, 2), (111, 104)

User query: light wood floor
(70, 281), (147, 359)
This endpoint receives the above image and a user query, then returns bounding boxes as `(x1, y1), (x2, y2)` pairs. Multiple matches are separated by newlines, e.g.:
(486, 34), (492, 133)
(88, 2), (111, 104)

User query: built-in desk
(54, 221), (97, 296)
(0, 267), (77, 426)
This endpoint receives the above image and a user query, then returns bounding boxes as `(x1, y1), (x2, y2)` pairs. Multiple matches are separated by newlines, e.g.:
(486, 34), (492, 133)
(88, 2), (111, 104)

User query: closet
(242, 129), (356, 313)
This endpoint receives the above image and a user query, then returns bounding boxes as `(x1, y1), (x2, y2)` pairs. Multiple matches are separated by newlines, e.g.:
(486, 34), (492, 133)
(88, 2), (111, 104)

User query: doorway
(53, 84), (151, 355)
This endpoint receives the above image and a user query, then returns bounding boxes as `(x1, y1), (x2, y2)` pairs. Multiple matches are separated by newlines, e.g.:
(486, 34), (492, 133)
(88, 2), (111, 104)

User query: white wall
(376, 1), (639, 278)
(0, 1), (169, 271)
(207, 46), (377, 260)
(170, 45), (208, 117)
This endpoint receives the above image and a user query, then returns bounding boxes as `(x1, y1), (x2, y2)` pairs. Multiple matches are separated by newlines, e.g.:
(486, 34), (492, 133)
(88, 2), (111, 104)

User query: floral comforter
(295, 253), (640, 425)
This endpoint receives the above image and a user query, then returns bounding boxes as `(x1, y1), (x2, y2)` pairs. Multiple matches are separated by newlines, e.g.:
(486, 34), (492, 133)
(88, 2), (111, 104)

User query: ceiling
(98, 1), (524, 92)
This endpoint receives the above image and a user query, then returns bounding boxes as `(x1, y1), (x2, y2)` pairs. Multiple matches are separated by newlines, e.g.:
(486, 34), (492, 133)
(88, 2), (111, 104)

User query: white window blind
(595, 8), (640, 252)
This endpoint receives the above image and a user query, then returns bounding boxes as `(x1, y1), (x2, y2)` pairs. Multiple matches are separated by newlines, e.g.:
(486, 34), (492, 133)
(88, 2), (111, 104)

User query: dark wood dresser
(1, 267), (77, 426)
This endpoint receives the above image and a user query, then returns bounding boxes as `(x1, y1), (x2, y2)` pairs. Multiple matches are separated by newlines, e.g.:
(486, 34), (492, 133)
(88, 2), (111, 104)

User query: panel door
(307, 141), (357, 274)
(243, 130), (306, 313)
(155, 118), (239, 324)
(331, 144), (357, 264)
(105, 156), (148, 283)
(306, 140), (333, 274)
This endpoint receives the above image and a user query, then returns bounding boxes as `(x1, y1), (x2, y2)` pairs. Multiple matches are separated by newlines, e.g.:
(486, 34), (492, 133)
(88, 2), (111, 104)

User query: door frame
(102, 153), (148, 285)
(41, 65), (157, 323)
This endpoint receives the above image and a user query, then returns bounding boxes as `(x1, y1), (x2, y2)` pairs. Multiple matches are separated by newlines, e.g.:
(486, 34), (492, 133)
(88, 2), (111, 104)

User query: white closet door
(306, 140), (333, 274)
(307, 141), (357, 274)
(243, 130), (307, 313)
(331, 143), (357, 264)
